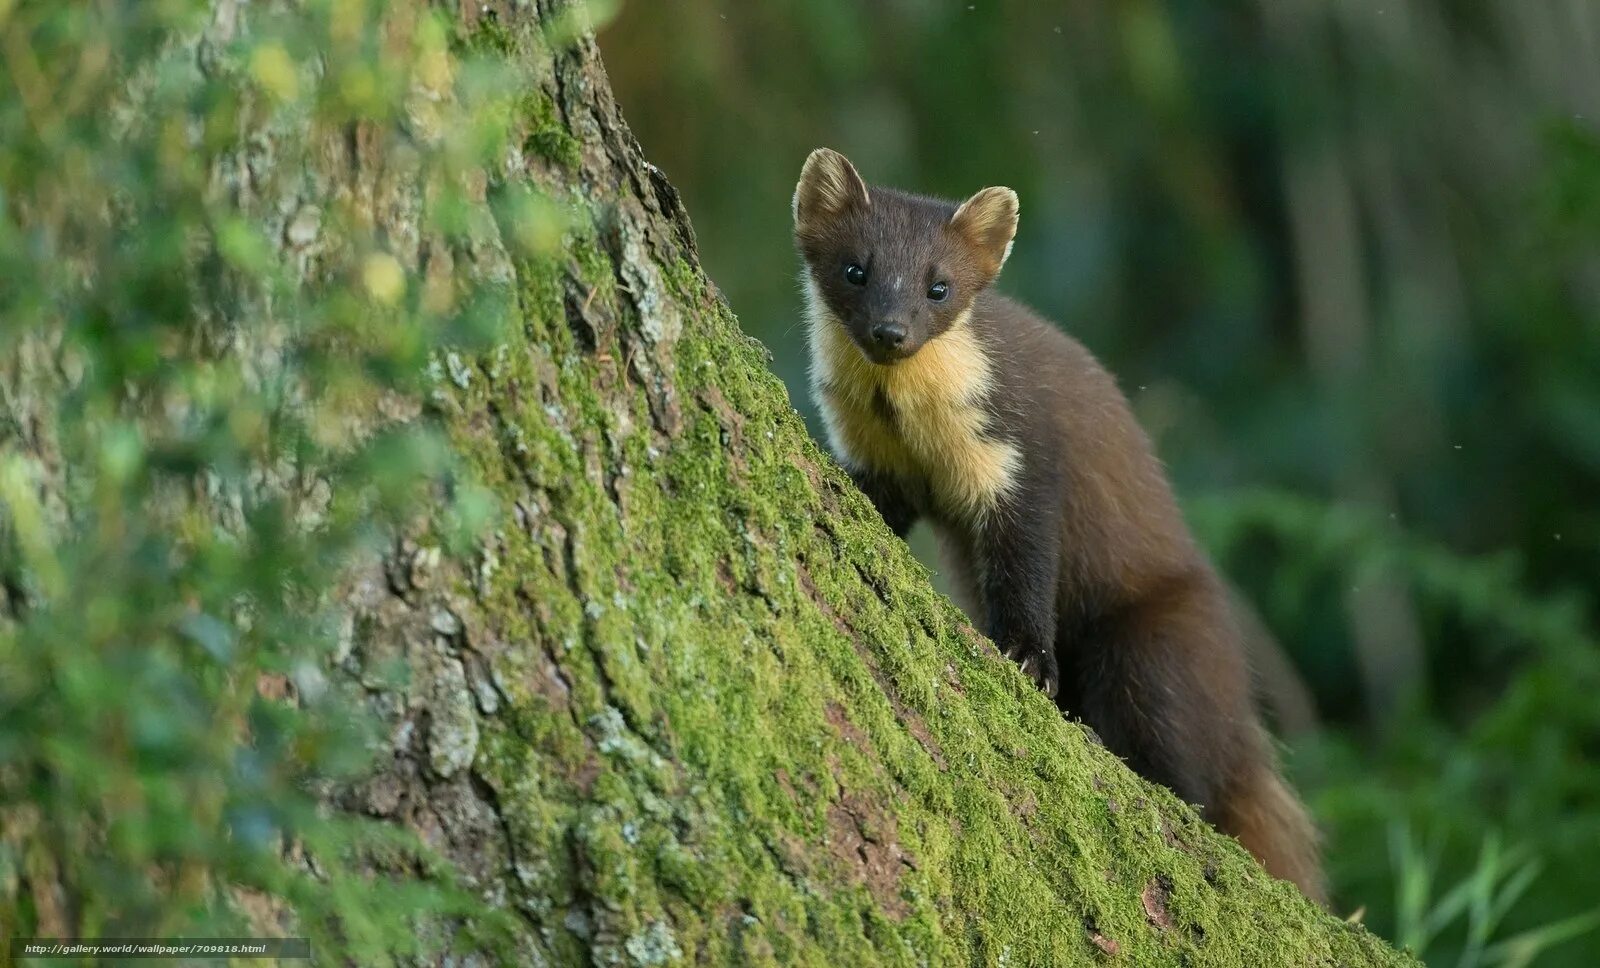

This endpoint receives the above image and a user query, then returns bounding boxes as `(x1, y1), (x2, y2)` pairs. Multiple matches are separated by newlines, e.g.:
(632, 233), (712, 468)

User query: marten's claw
(1008, 646), (1060, 699)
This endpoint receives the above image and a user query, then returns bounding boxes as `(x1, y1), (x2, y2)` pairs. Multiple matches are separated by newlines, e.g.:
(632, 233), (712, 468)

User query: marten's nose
(870, 321), (907, 349)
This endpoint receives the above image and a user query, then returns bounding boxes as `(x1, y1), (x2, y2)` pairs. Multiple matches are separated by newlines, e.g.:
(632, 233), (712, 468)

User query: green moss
(524, 91), (583, 169)
(455, 12), (518, 57)
(459, 17), (581, 169)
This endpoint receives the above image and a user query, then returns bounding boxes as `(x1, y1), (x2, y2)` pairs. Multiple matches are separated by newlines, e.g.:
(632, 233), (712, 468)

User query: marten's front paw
(1004, 644), (1059, 698)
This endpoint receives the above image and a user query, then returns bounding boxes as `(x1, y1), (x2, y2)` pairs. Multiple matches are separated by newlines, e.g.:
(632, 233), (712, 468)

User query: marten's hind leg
(1061, 569), (1325, 900)
(1064, 570), (1252, 806)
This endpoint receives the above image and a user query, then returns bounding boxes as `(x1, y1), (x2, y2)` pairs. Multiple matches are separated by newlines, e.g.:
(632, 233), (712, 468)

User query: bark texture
(12, 1), (1415, 965)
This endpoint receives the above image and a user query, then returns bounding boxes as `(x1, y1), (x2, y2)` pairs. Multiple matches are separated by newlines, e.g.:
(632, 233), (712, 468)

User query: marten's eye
(844, 263), (868, 286)
(927, 281), (950, 302)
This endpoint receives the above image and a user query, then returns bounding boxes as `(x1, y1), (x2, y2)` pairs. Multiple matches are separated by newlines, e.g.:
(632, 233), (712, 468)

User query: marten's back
(968, 291), (1200, 611)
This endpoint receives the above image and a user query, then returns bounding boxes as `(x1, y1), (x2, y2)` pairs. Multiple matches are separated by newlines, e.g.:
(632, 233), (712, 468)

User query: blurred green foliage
(600, 1), (1600, 963)
(0, 0), (516, 958)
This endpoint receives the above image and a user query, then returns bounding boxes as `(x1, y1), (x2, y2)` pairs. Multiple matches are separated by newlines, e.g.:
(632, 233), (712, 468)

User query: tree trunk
(3, 1), (1411, 964)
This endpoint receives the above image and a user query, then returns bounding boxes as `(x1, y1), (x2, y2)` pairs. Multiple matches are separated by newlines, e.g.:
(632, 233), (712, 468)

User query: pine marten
(793, 148), (1325, 902)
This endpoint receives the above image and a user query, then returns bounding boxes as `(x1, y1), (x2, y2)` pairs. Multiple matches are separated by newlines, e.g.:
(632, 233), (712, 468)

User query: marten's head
(794, 148), (1018, 365)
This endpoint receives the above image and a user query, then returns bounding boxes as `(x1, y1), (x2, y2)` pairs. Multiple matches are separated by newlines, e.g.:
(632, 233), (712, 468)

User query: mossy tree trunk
(7, 1), (1412, 964)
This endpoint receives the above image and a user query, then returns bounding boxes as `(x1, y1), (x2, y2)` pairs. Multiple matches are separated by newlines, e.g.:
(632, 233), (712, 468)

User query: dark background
(599, 2), (1600, 962)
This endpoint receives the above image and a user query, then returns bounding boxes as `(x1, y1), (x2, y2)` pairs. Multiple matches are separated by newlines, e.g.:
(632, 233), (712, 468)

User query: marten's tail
(1218, 759), (1327, 905)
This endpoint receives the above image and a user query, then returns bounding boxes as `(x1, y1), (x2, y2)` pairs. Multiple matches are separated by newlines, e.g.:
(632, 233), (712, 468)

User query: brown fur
(1220, 760), (1327, 899)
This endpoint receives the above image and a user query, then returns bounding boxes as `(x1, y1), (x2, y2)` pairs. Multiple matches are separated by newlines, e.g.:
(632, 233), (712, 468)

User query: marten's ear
(949, 186), (1019, 277)
(794, 148), (869, 236)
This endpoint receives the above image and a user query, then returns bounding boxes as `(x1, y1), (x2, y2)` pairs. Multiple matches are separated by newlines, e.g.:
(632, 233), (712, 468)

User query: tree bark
(7, 1), (1413, 964)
